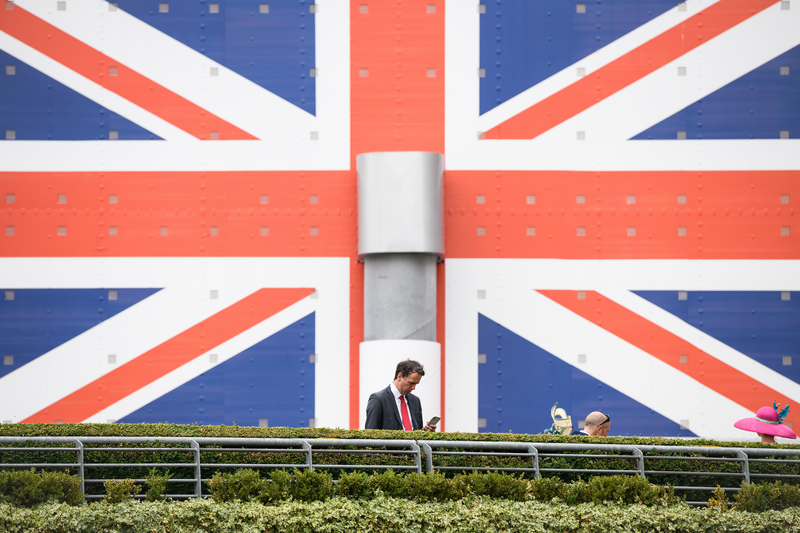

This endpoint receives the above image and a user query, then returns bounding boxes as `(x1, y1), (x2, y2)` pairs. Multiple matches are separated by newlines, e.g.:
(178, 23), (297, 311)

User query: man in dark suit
(365, 359), (437, 431)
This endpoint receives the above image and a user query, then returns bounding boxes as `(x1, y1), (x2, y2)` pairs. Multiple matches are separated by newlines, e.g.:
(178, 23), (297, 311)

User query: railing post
(418, 442), (430, 474)
(302, 441), (313, 471)
(527, 444), (540, 479)
(75, 439), (85, 495)
(633, 447), (645, 478)
(190, 440), (201, 497)
(737, 449), (750, 484)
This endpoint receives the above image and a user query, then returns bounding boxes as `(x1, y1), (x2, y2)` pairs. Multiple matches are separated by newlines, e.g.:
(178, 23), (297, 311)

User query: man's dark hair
(394, 359), (425, 379)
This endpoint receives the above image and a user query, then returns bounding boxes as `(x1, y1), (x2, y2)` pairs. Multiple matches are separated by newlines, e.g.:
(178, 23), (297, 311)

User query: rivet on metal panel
(577, 226), (586, 236)
(57, 1), (66, 11)
(3, 355), (13, 366)
(578, 354), (587, 364)
(109, 130), (119, 140)
(577, 131), (585, 140)
(679, 354), (688, 365)
(209, 131), (219, 140)
(526, 227), (535, 236)
(57, 226), (67, 236)
(677, 194), (687, 204)
(310, 131), (319, 140)
(677, 66), (686, 76)
(209, 3), (219, 14)
(781, 194), (790, 204)
(577, 67), (585, 77)
(780, 130), (790, 139)
(108, 290), (117, 301)
(477, 290), (486, 299)
(108, 354), (116, 364)
(108, 2), (117, 11)
(6, 130), (15, 140)
(260, 226), (269, 236)
(108, 226), (117, 236)
(5, 194), (13, 204)
(476, 195), (486, 204)
(427, 4), (435, 14)
(5, 226), (14, 236)
(477, 226), (486, 236)
(210, 67), (219, 77)
(678, 291), (688, 300)
(576, 195), (585, 204)
(576, 3), (586, 14)
(210, 226), (219, 236)
(310, 226), (319, 236)
(427, 68), (436, 78)
(4, 290), (13, 301)
(781, 226), (791, 236)
(678, 226), (687, 236)
(359, 68), (368, 77)
(359, 4), (368, 14)
(627, 227), (636, 237)
(782, 291), (792, 301)
(5, 65), (14, 75)
(783, 356), (792, 366)
(160, 226), (168, 236)
(159, 3), (168, 13)
(210, 354), (218, 363)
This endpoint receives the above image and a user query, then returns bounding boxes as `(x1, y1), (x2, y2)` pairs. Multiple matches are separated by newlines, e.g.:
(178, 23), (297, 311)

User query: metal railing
(2, 436), (799, 504)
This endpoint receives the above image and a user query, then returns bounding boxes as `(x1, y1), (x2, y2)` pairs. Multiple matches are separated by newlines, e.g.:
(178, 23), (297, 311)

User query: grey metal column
(357, 152), (444, 341)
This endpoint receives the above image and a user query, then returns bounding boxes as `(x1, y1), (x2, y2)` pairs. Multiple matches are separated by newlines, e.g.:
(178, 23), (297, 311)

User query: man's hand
(423, 423), (437, 432)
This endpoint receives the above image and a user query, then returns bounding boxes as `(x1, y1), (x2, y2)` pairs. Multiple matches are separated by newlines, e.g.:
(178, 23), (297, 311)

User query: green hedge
(2, 498), (800, 533)
(3, 423), (799, 503)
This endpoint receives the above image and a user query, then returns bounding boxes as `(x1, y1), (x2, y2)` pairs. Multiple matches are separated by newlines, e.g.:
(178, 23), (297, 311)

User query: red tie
(399, 395), (412, 431)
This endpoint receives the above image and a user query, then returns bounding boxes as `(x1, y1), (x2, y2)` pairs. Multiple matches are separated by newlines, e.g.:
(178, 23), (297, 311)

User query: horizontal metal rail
(2, 436), (799, 501)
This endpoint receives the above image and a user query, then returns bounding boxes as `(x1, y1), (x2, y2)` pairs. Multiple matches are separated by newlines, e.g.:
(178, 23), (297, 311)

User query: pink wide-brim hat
(734, 406), (797, 439)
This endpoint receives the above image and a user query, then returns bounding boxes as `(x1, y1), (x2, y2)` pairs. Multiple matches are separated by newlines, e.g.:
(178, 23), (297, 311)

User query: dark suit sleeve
(365, 392), (383, 430)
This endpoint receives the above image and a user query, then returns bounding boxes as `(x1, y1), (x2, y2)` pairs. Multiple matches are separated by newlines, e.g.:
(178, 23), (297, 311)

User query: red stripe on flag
(22, 288), (311, 423)
(0, 6), (257, 141)
(485, 0), (778, 140)
(537, 290), (795, 426)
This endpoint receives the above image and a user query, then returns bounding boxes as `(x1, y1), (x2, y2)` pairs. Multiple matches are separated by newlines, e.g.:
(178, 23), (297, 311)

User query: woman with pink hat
(734, 403), (797, 443)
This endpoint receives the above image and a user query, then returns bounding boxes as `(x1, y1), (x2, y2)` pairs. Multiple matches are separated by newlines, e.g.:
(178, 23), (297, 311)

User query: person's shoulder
(570, 429), (587, 436)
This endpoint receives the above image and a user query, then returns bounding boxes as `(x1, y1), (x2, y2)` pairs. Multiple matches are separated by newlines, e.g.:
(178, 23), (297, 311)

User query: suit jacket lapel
(387, 387), (404, 429)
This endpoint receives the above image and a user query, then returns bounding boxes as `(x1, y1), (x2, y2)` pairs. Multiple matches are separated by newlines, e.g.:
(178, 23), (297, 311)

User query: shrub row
(2, 497), (800, 533)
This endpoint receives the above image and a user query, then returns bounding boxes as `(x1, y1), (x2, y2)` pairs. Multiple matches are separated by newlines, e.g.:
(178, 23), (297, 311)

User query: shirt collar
(390, 382), (403, 401)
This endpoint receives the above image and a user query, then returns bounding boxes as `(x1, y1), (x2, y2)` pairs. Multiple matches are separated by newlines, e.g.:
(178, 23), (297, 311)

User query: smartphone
(427, 416), (440, 426)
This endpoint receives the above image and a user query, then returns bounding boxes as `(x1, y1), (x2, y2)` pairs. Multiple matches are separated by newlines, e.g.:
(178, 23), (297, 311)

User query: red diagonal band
(0, 5), (257, 141)
(23, 288), (311, 423)
(537, 290), (794, 426)
(485, 0), (778, 140)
